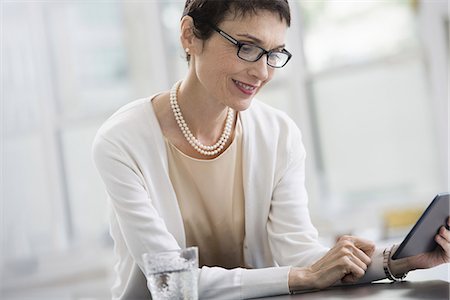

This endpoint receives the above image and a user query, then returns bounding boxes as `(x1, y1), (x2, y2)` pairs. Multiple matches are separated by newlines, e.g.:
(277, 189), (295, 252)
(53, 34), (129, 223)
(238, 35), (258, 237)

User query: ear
(180, 16), (200, 56)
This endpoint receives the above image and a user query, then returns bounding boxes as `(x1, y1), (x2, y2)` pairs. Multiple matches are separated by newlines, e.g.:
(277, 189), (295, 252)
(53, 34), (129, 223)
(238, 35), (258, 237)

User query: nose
(248, 54), (270, 81)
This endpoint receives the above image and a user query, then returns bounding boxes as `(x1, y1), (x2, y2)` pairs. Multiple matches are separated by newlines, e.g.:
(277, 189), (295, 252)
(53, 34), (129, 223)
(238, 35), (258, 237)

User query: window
(2, 2), (168, 291)
(298, 0), (445, 235)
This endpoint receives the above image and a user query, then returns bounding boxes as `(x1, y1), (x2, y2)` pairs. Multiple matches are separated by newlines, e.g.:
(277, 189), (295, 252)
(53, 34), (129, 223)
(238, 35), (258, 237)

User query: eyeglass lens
(238, 44), (288, 67)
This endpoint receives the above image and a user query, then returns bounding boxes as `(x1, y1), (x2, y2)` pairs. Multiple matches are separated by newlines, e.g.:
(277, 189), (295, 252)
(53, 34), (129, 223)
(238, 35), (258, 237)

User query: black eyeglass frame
(209, 24), (292, 68)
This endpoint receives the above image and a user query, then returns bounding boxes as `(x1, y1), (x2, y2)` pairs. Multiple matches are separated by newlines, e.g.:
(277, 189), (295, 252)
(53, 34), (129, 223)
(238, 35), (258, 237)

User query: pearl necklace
(170, 81), (235, 156)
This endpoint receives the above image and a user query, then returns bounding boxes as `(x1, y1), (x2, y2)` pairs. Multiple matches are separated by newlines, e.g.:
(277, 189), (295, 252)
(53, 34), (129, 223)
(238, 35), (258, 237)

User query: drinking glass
(142, 247), (198, 300)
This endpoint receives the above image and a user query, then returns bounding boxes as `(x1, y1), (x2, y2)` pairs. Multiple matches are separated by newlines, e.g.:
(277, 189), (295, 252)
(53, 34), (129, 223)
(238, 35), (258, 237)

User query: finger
(439, 226), (450, 243)
(339, 239), (371, 268)
(336, 235), (353, 243)
(435, 235), (450, 263)
(338, 245), (369, 272)
(352, 246), (372, 267)
(341, 254), (366, 277)
(336, 239), (371, 270)
(353, 237), (376, 257)
(341, 261), (366, 284)
(352, 254), (369, 274)
(435, 232), (450, 256)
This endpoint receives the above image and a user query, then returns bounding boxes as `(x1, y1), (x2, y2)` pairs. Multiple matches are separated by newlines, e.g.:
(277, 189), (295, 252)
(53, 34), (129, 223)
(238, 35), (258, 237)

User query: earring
(185, 48), (190, 54)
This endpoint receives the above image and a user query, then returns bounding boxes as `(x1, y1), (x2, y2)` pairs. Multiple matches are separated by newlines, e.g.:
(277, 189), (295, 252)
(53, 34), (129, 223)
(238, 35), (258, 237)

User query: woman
(92, 0), (450, 299)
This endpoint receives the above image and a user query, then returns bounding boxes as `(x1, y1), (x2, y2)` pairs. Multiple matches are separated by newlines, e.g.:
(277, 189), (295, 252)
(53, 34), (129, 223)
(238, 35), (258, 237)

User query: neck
(169, 80), (235, 156)
(177, 78), (232, 142)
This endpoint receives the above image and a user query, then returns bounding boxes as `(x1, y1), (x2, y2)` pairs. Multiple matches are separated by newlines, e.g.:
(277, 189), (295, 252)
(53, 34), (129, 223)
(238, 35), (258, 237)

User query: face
(189, 10), (289, 112)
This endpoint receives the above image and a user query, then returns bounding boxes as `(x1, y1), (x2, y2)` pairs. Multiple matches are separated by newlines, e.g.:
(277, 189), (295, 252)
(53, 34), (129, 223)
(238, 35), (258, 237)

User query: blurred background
(1, 0), (448, 299)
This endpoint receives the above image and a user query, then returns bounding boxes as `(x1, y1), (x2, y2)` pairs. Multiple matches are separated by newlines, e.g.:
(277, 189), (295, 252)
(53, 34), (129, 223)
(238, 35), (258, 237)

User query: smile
(233, 79), (258, 95)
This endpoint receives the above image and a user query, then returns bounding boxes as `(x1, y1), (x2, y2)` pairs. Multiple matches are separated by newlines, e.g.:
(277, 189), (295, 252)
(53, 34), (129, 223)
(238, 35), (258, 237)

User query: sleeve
(266, 121), (386, 284)
(92, 134), (180, 261)
(355, 248), (386, 283)
(267, 123), (329, 267)
(92, 134), (291, 299)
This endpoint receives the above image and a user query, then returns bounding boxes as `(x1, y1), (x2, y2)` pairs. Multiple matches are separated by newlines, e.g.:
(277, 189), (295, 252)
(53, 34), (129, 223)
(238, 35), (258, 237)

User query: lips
(233, 79), (258, 95)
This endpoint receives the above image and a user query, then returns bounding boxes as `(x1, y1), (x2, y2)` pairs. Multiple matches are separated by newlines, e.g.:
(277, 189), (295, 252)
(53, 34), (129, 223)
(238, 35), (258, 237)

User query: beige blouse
(165, 119), (245, 268)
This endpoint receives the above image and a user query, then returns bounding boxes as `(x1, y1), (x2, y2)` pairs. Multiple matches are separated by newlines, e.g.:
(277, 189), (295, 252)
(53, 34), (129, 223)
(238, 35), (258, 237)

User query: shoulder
(92, 95), (162, 157)
(96, 97), (154, 138)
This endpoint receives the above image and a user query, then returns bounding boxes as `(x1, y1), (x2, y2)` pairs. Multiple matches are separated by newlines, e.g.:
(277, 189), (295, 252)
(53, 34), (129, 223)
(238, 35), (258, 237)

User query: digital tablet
(392, 193), (450, 260)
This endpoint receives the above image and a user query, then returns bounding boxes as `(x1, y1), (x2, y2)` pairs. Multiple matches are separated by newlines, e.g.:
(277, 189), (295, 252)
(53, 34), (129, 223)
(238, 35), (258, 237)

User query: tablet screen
(392, 193), (449, 260)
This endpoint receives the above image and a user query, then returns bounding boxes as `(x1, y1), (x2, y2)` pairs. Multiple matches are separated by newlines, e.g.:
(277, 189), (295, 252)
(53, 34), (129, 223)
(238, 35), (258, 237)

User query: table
(260, 280), (449, 299)
(258, 264), (449, 299)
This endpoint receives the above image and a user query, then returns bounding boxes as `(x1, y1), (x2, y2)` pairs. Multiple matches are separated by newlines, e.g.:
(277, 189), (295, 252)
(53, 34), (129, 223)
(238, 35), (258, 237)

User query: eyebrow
(236, 33), (285, 50)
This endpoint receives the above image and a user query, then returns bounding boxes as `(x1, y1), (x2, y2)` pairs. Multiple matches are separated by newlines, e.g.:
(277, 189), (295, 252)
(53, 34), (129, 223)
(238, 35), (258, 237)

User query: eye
(239, 44), (258, 55)
(268, 52), (283, 62)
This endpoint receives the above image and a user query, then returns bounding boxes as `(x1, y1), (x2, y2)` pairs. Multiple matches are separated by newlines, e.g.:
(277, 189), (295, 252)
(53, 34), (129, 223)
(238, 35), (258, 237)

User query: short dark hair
(182, 0), (291, 61)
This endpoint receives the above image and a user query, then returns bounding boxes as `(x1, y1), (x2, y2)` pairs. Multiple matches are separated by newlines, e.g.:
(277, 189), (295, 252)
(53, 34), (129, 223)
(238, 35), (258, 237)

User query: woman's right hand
(289, 236), (375, 292)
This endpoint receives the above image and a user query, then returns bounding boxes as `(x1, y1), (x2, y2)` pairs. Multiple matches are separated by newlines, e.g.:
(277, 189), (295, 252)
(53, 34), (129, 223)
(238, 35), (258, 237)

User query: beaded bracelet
(383, 245), (408, 282)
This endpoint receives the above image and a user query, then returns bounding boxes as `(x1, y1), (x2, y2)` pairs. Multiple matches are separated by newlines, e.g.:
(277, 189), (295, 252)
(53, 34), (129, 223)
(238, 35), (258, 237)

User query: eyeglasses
(209, 24), (292, 68)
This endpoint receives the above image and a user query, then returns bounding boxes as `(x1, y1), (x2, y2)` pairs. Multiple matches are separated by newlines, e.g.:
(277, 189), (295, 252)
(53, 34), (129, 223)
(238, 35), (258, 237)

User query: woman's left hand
(406, 217), (450, 270)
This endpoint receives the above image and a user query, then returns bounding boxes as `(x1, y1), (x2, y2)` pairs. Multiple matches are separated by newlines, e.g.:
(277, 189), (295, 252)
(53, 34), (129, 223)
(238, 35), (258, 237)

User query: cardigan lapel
(240, 103), (276, 268)
(146, 96), (187, 248)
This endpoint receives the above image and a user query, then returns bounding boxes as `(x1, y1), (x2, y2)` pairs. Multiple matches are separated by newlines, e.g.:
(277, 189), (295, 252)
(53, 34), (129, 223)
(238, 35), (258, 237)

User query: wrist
(288, 266), (316, 293)
(384, 245), (410, 280)
(389, 257), (411, 276)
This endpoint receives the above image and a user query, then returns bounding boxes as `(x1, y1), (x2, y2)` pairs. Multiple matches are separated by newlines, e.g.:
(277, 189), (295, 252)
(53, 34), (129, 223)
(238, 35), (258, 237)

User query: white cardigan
(92, 96), (385, 299)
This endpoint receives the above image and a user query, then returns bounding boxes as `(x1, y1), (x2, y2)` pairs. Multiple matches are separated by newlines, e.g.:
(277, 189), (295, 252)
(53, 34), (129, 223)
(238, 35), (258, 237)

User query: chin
(230, 98), (253, 112)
